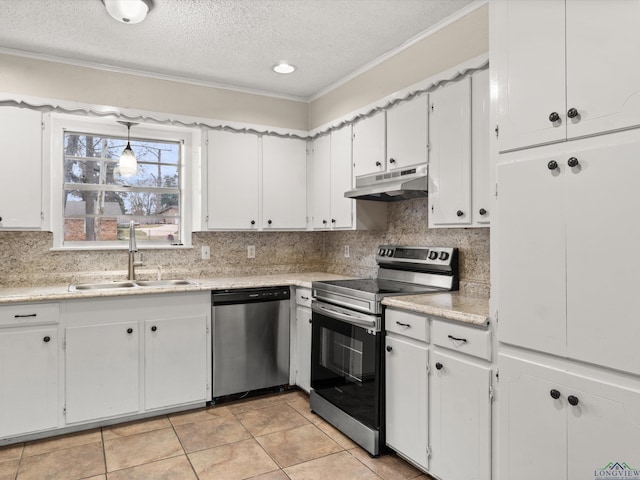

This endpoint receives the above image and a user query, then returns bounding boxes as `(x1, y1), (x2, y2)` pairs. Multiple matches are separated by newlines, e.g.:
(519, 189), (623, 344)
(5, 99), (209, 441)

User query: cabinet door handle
(322, 219), (327, 225)
(435, 362), (443, 370)
(331, 219), (336, 223)
(479, 208), (487, 216)
(567, 108), (579, 119)
(308, 318), (312, 323)
(300, 296), (309, 300)
(151, 326), (157, 332)
(43, 336), (51, 343)
(127, 328), (133, 334)
(389, 158), (396, 164)
(396, 321), (411, 328)
(550, 389), (561, 399)
(268, 220), (273, 225)
(568, 395), (580, 406)
(567, 157), (579, 167)
(547, 160), (559, 171)
(15, 313), (37, 318)
(250, 220), (255, 225)
(456, 210), (464, 217)
(0, 216), (2, 222)
(386, 345), (393, 352)
(549, 112), (560, 122)
(375, 161), (382, 167)
(447, 334), (467, 343)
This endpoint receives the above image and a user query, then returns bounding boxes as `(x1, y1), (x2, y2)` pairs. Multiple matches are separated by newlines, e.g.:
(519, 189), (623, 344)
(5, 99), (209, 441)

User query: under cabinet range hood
(345, 164), (428, 201)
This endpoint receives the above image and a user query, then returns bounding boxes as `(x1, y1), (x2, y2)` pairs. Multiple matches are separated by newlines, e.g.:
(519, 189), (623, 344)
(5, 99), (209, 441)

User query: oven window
(321, 329), (365, 383)
(311, 311), (381, 429)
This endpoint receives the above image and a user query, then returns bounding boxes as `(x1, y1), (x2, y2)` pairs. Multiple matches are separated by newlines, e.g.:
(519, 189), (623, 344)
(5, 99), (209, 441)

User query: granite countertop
(382, 291), (490, 326)
(0, 272), (350, 305)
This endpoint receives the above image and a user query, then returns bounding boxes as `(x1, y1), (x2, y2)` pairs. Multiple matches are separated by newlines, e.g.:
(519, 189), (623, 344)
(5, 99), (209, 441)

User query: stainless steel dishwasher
(212, 286), (290, 398)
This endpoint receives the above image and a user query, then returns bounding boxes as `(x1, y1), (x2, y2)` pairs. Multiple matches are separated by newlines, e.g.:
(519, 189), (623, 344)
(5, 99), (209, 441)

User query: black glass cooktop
(316, 278), (442, 296)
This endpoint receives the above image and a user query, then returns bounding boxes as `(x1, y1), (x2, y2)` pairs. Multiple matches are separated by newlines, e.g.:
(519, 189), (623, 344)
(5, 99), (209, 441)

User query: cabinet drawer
(431, 319), (490, 361)
(296, 288), (312, 308)
(0, 303), (59, 328)
(385, 309), (429, 343)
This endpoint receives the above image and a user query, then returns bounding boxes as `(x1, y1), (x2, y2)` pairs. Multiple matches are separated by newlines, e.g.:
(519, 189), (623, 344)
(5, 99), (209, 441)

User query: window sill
(50, 244), (193, 252)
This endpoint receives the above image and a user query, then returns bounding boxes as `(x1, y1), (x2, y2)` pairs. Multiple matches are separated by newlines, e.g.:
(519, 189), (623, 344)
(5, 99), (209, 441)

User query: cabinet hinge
(62, 337), (66, 350)
(63, 405), (66, 416)
(206, 325), (210, 334)
(494, 183), (498, 198)
(496, 368), (500, 382)
(426, 362), (430, 374)
(426, 143), (431, 152)
(40, 211), (44, 221)
(205, 215), (209, 223)
(41, 121), (45, 131)
(494, 124), (499, 138)
(426, 446), (432, 458)
(430, 103), (434, 112)
(489, 385), (495, 402)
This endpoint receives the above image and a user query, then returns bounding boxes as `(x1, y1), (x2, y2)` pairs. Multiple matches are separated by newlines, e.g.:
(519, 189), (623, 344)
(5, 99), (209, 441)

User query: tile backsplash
(0, 198), (489, 296)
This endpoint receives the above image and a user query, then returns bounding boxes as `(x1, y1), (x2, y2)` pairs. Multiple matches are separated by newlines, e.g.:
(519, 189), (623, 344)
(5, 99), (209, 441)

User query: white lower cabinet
(430, 350), (491, 480)
(64, 292), (210, 425)
(385, 308), (493, 478)
(385, 333), (429, 470)
(499, 353), (640, 480)
(293, 287), (312, 393)
(144, 315), (208, 410)
(0, 326), (59, 437)
(65, 321), (140, 423)
(295, 306), (312, 393)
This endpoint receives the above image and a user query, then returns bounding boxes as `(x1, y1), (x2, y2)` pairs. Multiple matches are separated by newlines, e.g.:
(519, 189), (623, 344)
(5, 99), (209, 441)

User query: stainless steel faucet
(128, 221), (143, 280)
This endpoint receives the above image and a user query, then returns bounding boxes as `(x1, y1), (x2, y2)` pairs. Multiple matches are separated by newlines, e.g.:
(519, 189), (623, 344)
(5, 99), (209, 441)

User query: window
(49, 115), (196, 249)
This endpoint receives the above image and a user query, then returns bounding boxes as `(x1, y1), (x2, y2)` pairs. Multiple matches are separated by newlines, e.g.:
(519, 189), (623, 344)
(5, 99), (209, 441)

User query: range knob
(428, 251), (438, 260)
(439, 251), (449, 261)
(378, 248), (385, 256)
(386, 249), (394, 256)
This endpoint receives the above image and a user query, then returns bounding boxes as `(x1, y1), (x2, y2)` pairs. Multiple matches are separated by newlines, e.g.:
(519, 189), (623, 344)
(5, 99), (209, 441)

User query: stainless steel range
(310, 245), (458, 456)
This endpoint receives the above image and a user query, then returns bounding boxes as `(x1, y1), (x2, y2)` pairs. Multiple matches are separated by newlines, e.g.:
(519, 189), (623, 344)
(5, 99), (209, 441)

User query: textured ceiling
(0, 0), (476, 100)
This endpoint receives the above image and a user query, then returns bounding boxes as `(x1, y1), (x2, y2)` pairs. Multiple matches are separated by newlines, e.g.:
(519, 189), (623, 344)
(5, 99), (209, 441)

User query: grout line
(99, 427), (108, 478)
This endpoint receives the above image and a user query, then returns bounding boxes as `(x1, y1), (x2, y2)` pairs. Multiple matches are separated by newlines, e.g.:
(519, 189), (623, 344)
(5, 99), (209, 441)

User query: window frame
(48, 113), (196, 250)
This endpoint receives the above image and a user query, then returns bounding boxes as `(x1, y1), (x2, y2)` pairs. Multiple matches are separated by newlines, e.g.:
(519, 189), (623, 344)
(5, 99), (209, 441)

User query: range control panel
(375, 245), (457, 268)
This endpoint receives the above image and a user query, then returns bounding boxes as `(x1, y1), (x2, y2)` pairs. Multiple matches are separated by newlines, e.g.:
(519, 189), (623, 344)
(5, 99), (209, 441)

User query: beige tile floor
(0, 389), (433, 480)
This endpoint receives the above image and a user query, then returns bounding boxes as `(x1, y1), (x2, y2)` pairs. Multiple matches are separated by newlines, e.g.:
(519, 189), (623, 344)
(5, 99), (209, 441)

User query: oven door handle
(312, 302), (379, 330)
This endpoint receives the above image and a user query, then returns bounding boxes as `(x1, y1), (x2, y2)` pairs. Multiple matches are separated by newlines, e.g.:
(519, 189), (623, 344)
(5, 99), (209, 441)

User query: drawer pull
(43, 336), (51, 343)
(300, 296), (309, 300)
(15, 313), (37, 318)
(396, 321), (411, 328)
(447, 334), (467, 343)
(435, 362), (443, 370)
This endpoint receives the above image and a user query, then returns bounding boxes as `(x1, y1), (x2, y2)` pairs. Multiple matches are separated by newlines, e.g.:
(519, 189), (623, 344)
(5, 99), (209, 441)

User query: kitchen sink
(135, 279), (198, 287)
(71, 281), (137, 291)
(69, 279), (198, 291)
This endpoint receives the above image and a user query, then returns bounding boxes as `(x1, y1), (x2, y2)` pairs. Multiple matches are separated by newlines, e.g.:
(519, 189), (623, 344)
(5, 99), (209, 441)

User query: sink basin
(71, 281), (137, 291)
(136, 279), (198, 287)
(69, 279), (198, 291)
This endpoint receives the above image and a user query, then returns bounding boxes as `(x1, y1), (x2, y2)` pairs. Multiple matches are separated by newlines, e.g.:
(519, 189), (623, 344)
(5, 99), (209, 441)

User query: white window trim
(47, 113), (197, 250)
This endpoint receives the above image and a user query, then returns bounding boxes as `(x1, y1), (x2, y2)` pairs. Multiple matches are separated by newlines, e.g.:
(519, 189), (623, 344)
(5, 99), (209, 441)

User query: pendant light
(102, 0), (153, 24)
(117, 121), (138, 177)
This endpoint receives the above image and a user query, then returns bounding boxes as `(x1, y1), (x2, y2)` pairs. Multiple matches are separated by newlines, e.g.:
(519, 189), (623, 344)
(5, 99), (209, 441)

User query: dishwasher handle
(212, 286), (290, 305)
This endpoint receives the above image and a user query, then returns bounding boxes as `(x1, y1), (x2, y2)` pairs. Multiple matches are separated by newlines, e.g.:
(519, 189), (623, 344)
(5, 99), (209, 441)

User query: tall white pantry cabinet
(491, 1), (640, 479)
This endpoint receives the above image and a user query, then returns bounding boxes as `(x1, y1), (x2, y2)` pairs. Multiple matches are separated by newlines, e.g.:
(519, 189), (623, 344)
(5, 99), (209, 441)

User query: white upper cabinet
(262, 136), (307, 230)
(309, 134), (332, 229)
(0, 107), (43, 230)
(386, 95), (428, 171)
(495, 0), (640, 152)
(429, 77), (472, 227)
(329, 128), (355, 228)
(308, 127), (381, 231)
(352, 111), (386, 177)
(207, 130), (260, 230)
(471, 69), (491, 225)
(498, 139), (640, 375)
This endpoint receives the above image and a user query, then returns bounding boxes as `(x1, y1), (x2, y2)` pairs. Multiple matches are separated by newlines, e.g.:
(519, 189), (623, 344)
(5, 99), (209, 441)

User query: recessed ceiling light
(273, 63), (296, 74)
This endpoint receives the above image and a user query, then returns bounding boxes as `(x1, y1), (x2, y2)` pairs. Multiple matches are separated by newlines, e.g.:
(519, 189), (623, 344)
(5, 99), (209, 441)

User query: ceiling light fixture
(273, 63), (296, 74)
(102, 0), (153, 24)
(117, 121), (138, 177)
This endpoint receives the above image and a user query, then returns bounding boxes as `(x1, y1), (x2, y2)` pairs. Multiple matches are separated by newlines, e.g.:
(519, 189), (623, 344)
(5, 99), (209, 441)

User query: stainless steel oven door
(310, 300), (381, 430)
